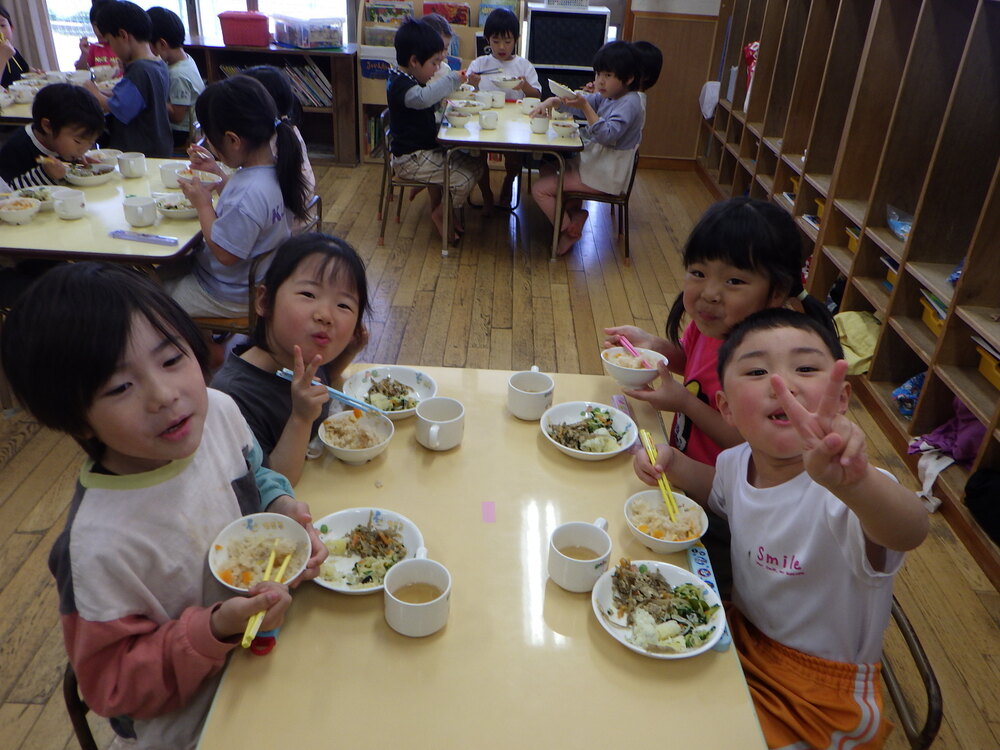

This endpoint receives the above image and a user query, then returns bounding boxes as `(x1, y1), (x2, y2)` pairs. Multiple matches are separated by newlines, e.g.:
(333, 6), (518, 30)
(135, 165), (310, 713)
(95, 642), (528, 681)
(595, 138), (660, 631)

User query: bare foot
(564, 208), (589, 238)
(556, 230), (579, 256)
(431, 202), (460, 243)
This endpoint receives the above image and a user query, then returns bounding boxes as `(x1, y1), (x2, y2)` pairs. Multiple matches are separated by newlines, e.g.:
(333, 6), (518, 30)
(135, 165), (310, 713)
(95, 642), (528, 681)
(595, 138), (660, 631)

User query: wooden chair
(560, 150), (640, 263)
(63, 663), (99, 750)
(882, 596), (942, 749)
(376, 108), (438, 246)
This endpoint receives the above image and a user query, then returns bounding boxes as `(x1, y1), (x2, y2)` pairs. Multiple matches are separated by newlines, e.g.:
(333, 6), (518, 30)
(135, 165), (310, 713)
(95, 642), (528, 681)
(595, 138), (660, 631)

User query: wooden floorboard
(1, 163), (996, 749)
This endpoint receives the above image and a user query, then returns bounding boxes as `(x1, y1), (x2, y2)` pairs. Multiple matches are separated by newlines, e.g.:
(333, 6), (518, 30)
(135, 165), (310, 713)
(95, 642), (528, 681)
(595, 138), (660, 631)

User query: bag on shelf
(833, 310), (881, 375)
(891, 371), (925, 419)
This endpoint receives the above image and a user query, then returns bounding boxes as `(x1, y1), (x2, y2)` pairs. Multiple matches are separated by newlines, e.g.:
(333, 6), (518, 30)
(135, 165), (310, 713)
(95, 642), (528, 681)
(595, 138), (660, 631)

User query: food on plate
(14, 186), (54, 203)
(627, 495), (702, 541)
(322, 410), (379, 449)
(365, 376), (418, 412)
(607, 558), (719, 653)
(67, 163), (111, 177)
(546, 405), (623, 452)
(215, 535), (307, 588)
(155, 194), (193, 211)
(318, 513), (407, 589)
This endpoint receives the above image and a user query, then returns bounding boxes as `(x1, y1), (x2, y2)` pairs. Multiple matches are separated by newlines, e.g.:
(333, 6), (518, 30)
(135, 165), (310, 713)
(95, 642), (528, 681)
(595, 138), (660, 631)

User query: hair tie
(798, 289), (809, 301)
(280, 114), (290, 122)
(274, 117), (282, 129)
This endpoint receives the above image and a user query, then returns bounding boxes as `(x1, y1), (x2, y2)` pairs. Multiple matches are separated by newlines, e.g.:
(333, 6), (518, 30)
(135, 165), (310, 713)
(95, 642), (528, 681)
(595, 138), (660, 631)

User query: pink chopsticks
(618, 335), (652, 369)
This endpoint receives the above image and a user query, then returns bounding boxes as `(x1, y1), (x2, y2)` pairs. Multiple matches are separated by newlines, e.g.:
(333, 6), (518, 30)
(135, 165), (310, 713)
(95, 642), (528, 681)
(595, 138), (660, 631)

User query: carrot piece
(220, 569), (234, 585)
(353, 408), (363, 419)
(241, 570), (252, 586)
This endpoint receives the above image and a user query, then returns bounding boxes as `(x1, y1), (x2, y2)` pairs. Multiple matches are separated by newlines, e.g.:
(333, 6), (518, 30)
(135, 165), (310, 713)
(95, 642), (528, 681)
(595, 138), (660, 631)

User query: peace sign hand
(771, 359), (868, 489)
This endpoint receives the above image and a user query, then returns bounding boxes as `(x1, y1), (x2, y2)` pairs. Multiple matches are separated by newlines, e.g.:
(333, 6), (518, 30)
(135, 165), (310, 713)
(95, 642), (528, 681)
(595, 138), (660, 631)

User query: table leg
(551, 152), (567, 261)
(442, 148), (453, 258)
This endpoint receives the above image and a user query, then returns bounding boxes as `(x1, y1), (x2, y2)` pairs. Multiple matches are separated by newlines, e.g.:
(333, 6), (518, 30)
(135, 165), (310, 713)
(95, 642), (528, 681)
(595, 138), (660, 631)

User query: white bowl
(601, 346), (668, 387)
(446, 112), (471, 128)
(0, 197), (41, 224)
(85, 148), (123, 165)
(449, 99), (487, 115)
(68, 70), (92, 84)
(548, 79), (575, 99)
(175, 168), (224, 187)
(624, 489), (708, 554)
(65, 163), (116, 186)
(0, 90), (14, 108)
(342, 366), (438, 421)
(493, 76), (520, 90)
(92, 64), (117, 82)
(540, 401), (638, 461)
(209, 512), (311, 593)
(313, 508), (425, 594)
(45, 71), (67, 83)
(13, 186), (55, 211)
(551, 121), (579, 138)
(153, 193), (197, 220)
(318, 409), (394, 464)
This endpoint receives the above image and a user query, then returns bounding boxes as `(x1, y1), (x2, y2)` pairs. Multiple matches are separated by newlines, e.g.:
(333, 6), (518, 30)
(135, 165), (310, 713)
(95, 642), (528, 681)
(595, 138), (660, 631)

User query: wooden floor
(1, 164), (998, 749)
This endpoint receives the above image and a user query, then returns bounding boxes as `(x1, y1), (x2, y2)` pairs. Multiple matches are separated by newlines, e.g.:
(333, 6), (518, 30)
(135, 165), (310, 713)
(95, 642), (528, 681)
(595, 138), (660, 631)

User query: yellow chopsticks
(639, 429), (678, 523)
(241, 547), (292, 649)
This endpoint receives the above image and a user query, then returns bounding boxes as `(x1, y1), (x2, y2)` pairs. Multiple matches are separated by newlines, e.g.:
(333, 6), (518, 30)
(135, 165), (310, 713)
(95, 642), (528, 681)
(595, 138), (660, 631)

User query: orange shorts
(729, 607), (892, 750)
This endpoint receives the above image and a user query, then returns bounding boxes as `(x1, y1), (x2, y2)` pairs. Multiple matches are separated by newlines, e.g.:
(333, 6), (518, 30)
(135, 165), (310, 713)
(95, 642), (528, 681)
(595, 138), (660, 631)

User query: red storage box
(218, 11), (270, 47)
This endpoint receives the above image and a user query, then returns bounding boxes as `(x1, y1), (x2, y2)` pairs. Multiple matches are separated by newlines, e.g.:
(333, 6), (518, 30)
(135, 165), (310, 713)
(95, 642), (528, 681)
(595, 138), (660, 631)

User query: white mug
(473, 90), (493, 108)
(491, 90), (505, 107)
(118, 152), (146, 178)
(521, 97), (541, 115)
(159, 161), (187, 188)
(530, 116), (550, 134)
(479, 110), (499, 130)
(507, 366), (554, 420)
(547, 518), (612, 593)
(52, 188), (86, 220)
(383, 552), (451, 637)
(415, 397), (464, 451)
(123, 196), (157, 227)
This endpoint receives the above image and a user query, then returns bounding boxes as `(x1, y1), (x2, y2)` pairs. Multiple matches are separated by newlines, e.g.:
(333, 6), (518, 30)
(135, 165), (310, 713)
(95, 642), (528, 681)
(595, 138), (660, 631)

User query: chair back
(63, 663), (98, 750)
(883, 596), (942, 749)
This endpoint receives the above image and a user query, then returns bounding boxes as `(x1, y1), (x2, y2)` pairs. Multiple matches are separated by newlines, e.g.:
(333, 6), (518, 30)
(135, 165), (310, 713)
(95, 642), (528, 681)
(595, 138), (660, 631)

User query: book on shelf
(919, 288), (947, 319)
(301, 58), (334, 99)
(423, 2), (470, 25)
(477, 0), (517, 27)
(364, 0), (414, 25)
(971, 334), (1000, 362)
(365, 25), (398, 46)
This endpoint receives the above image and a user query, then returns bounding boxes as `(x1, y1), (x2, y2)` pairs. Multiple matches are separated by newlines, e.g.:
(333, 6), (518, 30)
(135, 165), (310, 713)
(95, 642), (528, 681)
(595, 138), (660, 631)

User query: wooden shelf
(822, 244), (854, 276)
(834, 197), (867, 228)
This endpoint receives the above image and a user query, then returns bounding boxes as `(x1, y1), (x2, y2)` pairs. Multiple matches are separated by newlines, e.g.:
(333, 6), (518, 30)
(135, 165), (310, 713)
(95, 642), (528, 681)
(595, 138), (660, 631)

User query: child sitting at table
(147, 5), (205, 150)
(212, 233), (370, 485)
(388, 18), (482, 243)
(530, 41), (647, 255)
(466, 7), (542, 211)
(635, 308), (929, 750)
(75, 0), (121, 75)
(0, 4), (32, 88)
(633, 40), (663, 107)
(0, 83), (105, 189)
(84, 0), (173, 157)
(1, 262), (327, 750)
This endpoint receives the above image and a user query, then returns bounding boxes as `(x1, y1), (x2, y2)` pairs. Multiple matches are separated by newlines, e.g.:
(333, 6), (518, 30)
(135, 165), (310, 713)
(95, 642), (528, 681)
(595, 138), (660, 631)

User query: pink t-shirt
(669, 321), (724, 466)
(87, 42), (119, 71)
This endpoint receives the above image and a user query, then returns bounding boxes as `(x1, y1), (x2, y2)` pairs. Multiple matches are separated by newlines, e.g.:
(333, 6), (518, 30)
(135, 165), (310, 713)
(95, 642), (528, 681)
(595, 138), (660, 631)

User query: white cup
(547, 518), (612, 592)
(117, 152), (146, 178)
(123, 196), (157, 227)
(479, 110), (499, 130)
(52, 188), (86, 220)
(521, 97), (541, 115)
(507, 365), (554, 420)
(530, 116), (550, 134)
(159, 161), (187, 188)
(473, 90), (493, 108)
(491, 90), (505, 107)
(415, 397), (464, 451)
(383, 552), (451, 637)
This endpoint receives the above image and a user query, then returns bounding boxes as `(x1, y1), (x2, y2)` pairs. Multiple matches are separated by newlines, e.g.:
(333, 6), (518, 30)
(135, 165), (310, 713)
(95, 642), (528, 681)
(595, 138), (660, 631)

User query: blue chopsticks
(275, 369), (380, 414)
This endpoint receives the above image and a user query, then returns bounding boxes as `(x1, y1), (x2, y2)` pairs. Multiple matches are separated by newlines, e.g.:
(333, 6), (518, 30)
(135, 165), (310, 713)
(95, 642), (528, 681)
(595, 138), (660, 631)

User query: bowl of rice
(601, 346), (668, 388)
(209, 512), (311, 592)
(319, 409), (394, 464)
(624, 490), (707, 553)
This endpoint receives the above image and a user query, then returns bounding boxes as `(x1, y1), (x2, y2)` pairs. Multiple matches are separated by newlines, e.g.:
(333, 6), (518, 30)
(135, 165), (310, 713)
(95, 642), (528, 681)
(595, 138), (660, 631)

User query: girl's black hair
(243, 65), (302, 128)
(195, 75), (308, 221)
(632, 41), (663, 91)
(421, 12), (453, 41)
(664, 197), (835, 344)
(251, 233), (371, 351)
(592, 41), (641, 91)
(0, 5), (11, 25)
(0, 263), (209, 461)
(483, 7), (518, 40)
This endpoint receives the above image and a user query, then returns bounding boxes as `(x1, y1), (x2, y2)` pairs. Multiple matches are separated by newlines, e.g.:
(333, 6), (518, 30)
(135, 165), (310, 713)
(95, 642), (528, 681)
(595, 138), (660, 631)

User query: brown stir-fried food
(612, 557), (678, 624)
(365, 376), (418, 411)
(345, 519), (405, 559)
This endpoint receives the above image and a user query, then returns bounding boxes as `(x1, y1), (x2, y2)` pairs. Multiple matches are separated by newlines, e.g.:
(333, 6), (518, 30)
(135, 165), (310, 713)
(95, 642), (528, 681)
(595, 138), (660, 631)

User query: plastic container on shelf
(846, 226), (860, 253)
(975, 346), (1000, 391)
(218, 11), (270, 47)
(815, 198), (825, 218)
(273, 16), (345, 48)
(919, 298), (945, 337)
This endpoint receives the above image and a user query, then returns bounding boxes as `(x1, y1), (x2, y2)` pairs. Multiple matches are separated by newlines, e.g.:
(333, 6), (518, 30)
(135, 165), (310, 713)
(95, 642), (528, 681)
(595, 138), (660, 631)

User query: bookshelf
(698, 0), (1000, 589)
(187, 40), (359, 165)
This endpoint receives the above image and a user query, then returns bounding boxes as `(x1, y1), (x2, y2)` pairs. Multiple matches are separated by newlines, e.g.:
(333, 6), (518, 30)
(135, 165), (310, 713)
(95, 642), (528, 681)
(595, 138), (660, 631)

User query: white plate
(152, 193), (197, 219)
(312, 508), (425, 594)
(65, 164), (115, 187)
(342, 366), (437, 421)
(591, 560), (725, 659)
(539, 401), (638, 461)
(548, 79), (576, 99)
(13, 186), (55, 211)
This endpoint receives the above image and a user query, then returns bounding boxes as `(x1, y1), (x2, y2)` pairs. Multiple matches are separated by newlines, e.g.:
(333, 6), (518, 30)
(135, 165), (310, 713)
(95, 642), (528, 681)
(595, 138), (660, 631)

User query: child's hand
(582, 81), (596, 93)
(78, 37), (90, 53)
(178, 175), (214, 209)
(603, 325), (655, 351)
(210, 581), (291, 640)
(634, 442), (674, 486)
(621, 362), (689, 412)
(466, 71), (480, 87)
(289, 345), (329, 424)
(773, 359), (867, 489)
(562, 92), (586, 109)
(187, 144), (221, 176)
(267, 495), (328, 586)
(37, 156), (67, 181)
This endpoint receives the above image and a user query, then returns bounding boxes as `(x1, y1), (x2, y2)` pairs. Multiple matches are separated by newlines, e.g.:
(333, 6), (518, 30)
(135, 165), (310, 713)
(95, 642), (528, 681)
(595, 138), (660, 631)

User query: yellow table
(197, 366), (765, 750)
(0, 158), (202, 262)
(438, 102), (583, 259)
(0, 101), (32, 125)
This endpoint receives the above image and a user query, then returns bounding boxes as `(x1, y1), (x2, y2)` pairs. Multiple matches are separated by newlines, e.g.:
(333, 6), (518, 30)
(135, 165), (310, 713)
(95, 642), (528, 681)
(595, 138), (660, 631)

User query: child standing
(530, 41), (646, 255)
(388, 18), (482, 243)
(1, 262), (327, 750)
(466, 7), (541, 210)
(147, 6), (205, 149)
(636, 308), (928, 749)
(0, 4), (31, 88)
(84, 0), (173, 157)
(212, 234), (370, 485)
(163, 75), (308, 319)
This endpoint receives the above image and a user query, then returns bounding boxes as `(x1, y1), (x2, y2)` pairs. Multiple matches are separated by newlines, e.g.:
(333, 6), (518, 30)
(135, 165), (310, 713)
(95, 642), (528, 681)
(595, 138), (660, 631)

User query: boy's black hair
(483, 7), (519, 40)
(716, 307), (845, 385)
(633, 40), (663, 91)
(146, 6), (186, 49)
(0, 263), (210, 462)
(592, 41), (641, 91)
(32, 83), (105, 138)
(394, 17), (445, 67)
(0, 6), (10, 25)
(664, 197), (835, 343)
(243, 65), (301, 127)
(94, 0), (153, 42)
(90, 0), (113, 26)
(252, 233), (371, 349)
(421, 12), (453, 41)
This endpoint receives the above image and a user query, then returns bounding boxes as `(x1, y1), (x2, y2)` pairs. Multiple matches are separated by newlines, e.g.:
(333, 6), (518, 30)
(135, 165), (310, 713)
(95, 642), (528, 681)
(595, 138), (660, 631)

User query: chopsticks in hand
(618, 335), (652, 369)
(275, 368), (379, 414)
(639, 429), (678, 523)
(241, 547), (292, 649)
